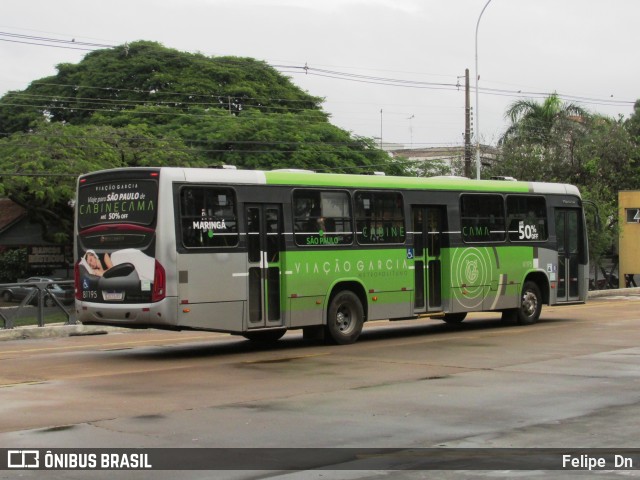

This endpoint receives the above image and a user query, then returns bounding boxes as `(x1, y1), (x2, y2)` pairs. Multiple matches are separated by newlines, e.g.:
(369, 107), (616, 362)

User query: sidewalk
(0, 322), (126, 341)
(2, 287), (639, 342)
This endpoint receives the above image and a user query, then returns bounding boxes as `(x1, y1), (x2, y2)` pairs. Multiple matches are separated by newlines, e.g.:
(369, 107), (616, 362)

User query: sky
(1, 0), (638, 149)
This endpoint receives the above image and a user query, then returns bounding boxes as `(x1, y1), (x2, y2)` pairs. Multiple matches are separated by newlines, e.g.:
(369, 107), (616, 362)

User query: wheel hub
(522, 292), (537, 316)
(336, 310), (350, 331)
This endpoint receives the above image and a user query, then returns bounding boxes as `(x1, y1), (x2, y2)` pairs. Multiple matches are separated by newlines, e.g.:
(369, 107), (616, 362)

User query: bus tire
(517, 281), (542, 325)
(326, 290), (364, 345)
(242, 329), (286, 343)
(501, 309), (517, 324)
(442, 312), (467, 324)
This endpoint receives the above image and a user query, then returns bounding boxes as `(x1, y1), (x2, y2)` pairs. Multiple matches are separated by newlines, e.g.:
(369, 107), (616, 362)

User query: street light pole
(475, 0), (492, 180)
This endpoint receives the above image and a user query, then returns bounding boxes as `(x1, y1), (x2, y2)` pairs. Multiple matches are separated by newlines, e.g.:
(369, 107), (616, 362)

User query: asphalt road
(1, 296), (640, 479)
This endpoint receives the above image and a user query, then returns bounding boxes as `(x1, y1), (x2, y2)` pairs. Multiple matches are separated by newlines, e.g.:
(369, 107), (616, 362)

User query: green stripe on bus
(264, 171), (530, 192)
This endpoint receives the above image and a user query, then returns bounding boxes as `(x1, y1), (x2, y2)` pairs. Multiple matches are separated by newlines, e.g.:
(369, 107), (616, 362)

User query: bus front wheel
(326, 291), (364, 345)
(516, 281), (542, 325)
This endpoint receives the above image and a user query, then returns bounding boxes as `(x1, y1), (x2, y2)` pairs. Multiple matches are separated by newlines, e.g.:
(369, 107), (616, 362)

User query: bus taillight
(74, 261), (82, 300)
(152, 260), (166, 302)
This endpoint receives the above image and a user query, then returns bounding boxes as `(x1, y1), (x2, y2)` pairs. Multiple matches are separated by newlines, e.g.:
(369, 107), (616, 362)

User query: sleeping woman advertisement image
(78, 248), (156, 301)
(82, 250), (112, 276)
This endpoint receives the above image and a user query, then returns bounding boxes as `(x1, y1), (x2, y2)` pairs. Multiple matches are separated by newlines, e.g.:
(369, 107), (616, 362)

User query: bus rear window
(78, 179), (158, 229)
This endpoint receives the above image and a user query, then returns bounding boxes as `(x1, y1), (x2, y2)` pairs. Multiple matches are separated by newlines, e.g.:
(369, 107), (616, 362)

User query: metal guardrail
(0, 280), (75, 329)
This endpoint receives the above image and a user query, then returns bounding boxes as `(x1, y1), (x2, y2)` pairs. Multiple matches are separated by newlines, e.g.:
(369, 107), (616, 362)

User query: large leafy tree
(0, 41), (324, 132)
(0, 122), (197, 242)
(0, 41), (395, 242)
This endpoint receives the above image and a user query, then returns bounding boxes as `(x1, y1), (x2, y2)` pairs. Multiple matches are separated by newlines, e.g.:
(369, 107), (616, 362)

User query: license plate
(103, 291), (125, 301)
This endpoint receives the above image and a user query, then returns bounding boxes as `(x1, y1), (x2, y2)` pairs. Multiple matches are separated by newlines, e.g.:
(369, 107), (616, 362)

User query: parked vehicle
(0, 277), (74, 306)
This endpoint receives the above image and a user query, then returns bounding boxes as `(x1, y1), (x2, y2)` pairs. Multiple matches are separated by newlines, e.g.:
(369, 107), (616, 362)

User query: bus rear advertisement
(75, 169), (163, 306)
(74, 167), (588, 345)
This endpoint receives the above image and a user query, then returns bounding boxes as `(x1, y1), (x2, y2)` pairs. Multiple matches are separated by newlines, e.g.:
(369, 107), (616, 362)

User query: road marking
(0, 380), (45, 388)
(0, 334), (221, 356)
(242, 353), (330, 364)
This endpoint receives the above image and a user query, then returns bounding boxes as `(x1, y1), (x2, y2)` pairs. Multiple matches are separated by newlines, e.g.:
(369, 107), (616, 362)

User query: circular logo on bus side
(451, 247), (496, 309)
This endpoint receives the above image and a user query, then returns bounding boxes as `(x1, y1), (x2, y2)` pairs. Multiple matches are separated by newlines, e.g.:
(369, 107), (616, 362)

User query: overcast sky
(1, 0), (638, 149)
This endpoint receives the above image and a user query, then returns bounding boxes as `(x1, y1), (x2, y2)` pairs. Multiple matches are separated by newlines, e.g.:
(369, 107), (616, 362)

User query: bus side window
(506, 195), (547, 242)
(179, 187), (239, 248)
(460, 194), (506, 243)
(355, 191), (405, 244)
(293, 190), (352, 246)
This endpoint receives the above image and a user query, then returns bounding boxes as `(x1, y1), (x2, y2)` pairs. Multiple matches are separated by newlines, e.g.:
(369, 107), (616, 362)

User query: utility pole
(380, 109), (383, 149)
(464, 68), (471, 178)
(475, 0), (493, 180)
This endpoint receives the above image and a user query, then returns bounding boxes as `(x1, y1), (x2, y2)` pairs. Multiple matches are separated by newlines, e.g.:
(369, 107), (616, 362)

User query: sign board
(625, 208), (640, 223)
(27, 245), (72, 270)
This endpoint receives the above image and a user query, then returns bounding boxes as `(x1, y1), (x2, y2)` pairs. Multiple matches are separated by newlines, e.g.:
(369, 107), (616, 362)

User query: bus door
(555, 208), (582, 302)
(412, 206), (445, 313)
(245, 204), (283, 329)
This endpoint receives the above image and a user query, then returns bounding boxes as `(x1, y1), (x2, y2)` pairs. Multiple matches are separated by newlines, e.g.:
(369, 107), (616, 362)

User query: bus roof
(80, 167), (581, 197)
(265, 170), (580, 196)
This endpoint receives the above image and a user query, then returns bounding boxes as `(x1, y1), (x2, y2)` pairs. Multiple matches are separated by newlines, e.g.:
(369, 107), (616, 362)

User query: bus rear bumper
(75, 297), (177, 328)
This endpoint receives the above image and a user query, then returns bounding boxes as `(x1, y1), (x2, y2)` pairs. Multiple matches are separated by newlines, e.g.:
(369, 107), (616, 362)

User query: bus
(74, 167), (588, 344)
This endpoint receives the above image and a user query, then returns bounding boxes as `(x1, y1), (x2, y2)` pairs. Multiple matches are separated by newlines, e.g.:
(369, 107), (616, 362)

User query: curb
(586, 286), (640, 298)
(1, 288), (638, 342)
(0, 323), (128, 341)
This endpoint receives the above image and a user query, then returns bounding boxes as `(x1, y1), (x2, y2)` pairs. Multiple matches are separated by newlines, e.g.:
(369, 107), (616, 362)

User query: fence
(0, 280), (75, 329)
(590, 256), (639, 291)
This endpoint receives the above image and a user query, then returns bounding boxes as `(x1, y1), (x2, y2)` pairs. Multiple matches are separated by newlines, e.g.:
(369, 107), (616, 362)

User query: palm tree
(500, 93), (589, 146)
(496, 93), (591, 181)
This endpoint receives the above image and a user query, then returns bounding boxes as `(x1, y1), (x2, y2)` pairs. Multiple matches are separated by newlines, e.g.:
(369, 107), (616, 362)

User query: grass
(0, 305), (76, 328)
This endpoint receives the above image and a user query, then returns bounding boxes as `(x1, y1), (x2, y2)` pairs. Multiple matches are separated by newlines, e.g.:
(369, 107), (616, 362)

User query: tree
(496, 93), (590, 182)
(626, 100), (640, 143)
(0, 41), (398, 243)
(0, 122), (200, 242)
(500, 93), (589, 146)
(492, 94), (640, 284)
(0, 249), (29, 283)
(0, 42), (326, 133)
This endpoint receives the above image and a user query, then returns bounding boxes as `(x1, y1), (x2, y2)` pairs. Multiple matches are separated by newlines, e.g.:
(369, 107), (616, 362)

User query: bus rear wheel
(442, 312), (467, 324)
(326, 290), (364, 345)
(242, 329), (286, 344)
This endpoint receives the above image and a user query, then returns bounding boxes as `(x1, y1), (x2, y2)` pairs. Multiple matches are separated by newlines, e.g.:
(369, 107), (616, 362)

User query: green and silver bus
(74, 167), (588, 344)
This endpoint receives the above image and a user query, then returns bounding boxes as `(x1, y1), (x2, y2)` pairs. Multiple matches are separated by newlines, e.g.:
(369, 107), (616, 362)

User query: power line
(0, 171), (78, 177)
(0, 31), (112, 51)
(0, 37), (97, 51)
(0, 139), (458, 156)
(0, 130), (407, 148)
(6, 92), (325, 115)
(1, 31), (635, 147)
(1, 28), (634, 109)
(283, 64), (635, 107)
(2, 32), (632, 112)
(26, 81), (322, 105)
